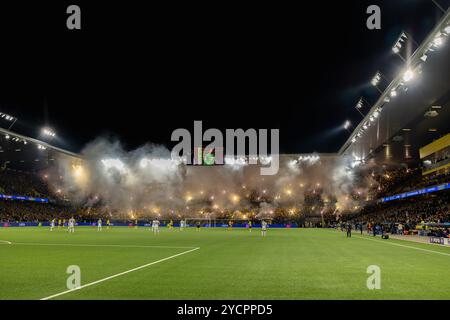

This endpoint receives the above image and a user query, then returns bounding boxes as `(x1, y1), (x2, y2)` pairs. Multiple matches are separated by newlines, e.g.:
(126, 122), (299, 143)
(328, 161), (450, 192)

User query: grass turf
(1, 226), (450, 300)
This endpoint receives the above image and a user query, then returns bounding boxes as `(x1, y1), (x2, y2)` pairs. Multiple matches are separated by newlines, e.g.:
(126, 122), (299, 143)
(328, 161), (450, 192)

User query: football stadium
(1, 3), (450, 303)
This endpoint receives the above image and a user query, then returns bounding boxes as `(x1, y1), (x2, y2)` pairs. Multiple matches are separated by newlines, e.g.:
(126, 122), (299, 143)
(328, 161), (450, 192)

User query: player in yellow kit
(106, 219), (110, 230)
(168, 219), (174, 231)
(58, 219), (62, 229)
(227, 220), (233, 231)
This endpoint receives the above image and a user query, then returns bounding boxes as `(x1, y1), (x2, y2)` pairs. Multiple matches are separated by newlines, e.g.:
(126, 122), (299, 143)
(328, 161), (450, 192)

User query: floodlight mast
(392, 31), (420, 62)
(371, 71), (390, 94)
(7, 118), (17, 130)
(0, 112), (18, 130)
(355, 98), (368, 118)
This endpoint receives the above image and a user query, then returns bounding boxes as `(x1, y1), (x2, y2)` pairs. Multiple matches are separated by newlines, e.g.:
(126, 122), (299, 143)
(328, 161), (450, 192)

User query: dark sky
(0, 0), (448, 154)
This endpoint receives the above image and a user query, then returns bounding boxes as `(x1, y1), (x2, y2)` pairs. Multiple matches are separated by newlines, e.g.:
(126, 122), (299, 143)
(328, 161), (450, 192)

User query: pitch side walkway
(388, 233), (435, 245)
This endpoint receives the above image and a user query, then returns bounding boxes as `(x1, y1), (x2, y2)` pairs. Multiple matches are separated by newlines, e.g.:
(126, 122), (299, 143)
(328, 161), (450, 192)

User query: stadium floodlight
(371, 72), (381, 87)
(344, 120), (351, 130)
(356, 98), (363, 109)
(392, 32), (407, 52)
(0, 112), (18, 129)
(42, 127), (56, 138)
(363, 122), (369, 130)
(373, 109), (380, 118)
(0, 112), (16, 121)
(403, 69), (415, 82)
(351, 137), (357, 143)
(354, 97), (368, 118)
(445, 25), (450, 35)
(5, 134), (10, 140)
(392, 31), (409, 61)
(433, 35), (443, 48)
(390, 89), (397, 97)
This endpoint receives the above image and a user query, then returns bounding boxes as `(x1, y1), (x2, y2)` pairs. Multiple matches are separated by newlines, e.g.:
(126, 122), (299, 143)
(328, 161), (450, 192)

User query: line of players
(50, 217), (268, 236)
(50, 217), (110, 232)
(150, 219), (268, 236)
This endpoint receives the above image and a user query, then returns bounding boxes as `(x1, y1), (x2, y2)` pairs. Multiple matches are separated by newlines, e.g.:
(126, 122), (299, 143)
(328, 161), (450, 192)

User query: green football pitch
(1, 226), (450, 300)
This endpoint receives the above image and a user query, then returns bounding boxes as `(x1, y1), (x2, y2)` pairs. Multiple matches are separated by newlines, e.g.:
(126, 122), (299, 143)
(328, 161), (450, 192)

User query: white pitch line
(354, 235), (450, 257)
(0, 240), (12, 245)
(10, 242), (197, 249)
(40, 247), (200, 300)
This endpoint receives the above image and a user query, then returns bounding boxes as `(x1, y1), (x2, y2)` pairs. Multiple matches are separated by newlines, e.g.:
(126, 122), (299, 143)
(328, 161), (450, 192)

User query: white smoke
(49, 137), (368, 219)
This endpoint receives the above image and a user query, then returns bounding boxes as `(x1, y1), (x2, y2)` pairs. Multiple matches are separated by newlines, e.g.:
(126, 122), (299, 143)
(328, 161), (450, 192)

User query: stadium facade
(339, 9), (450, 169)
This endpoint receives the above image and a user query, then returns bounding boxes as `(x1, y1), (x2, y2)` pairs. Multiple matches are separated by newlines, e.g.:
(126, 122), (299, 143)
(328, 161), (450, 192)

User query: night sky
(0, 0), (448, 154)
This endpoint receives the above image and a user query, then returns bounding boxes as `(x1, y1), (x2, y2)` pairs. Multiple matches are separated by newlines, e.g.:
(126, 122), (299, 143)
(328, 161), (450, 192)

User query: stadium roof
(0, 127), (80, 171)
(339, 9), (450, 164)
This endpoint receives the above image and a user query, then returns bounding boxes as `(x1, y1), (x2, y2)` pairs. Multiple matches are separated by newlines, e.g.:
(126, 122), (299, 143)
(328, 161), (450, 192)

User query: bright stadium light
(363, 122), (369, 130)
(0, 112), (16, 122)
(371, 72), (381, 87)
(354, 98), (367, 118)
(42, 127), (56, 137)
(403, 69), (415, 82)
(356, 98), (363, 109)
(390, 89), (397, 97)
(392, 32), (409, 61)
(344, 120), (351, 130)
(0, 112), (18, 129)
(433, 35), (443, 47)
(445, 25), (450, 34)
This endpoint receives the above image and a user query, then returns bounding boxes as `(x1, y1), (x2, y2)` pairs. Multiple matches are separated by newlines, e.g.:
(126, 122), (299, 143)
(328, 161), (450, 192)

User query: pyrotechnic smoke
(49, 137), (370, 220)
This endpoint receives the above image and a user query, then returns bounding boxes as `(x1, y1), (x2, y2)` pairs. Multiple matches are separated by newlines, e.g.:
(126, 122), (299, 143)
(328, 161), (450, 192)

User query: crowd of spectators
(0, 168), (52, 198)
(343, 191), (450, 232)
(0, 165), (448, 227)
(366, 167), (420, 198)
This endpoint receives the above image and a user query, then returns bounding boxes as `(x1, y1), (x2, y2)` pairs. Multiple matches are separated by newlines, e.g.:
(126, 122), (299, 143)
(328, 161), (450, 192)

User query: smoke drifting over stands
(46, 136), (373, 221)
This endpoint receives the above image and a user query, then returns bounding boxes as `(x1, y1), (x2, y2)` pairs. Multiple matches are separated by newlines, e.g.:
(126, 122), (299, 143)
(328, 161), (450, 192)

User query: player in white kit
(152, 219), (160, 234)
(261, 220), (268, 237)
(50, 219), (55, 231)
(97, 218), (102, 231)
(180, 219), (185, 231)
(68, 217), (75, 233)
